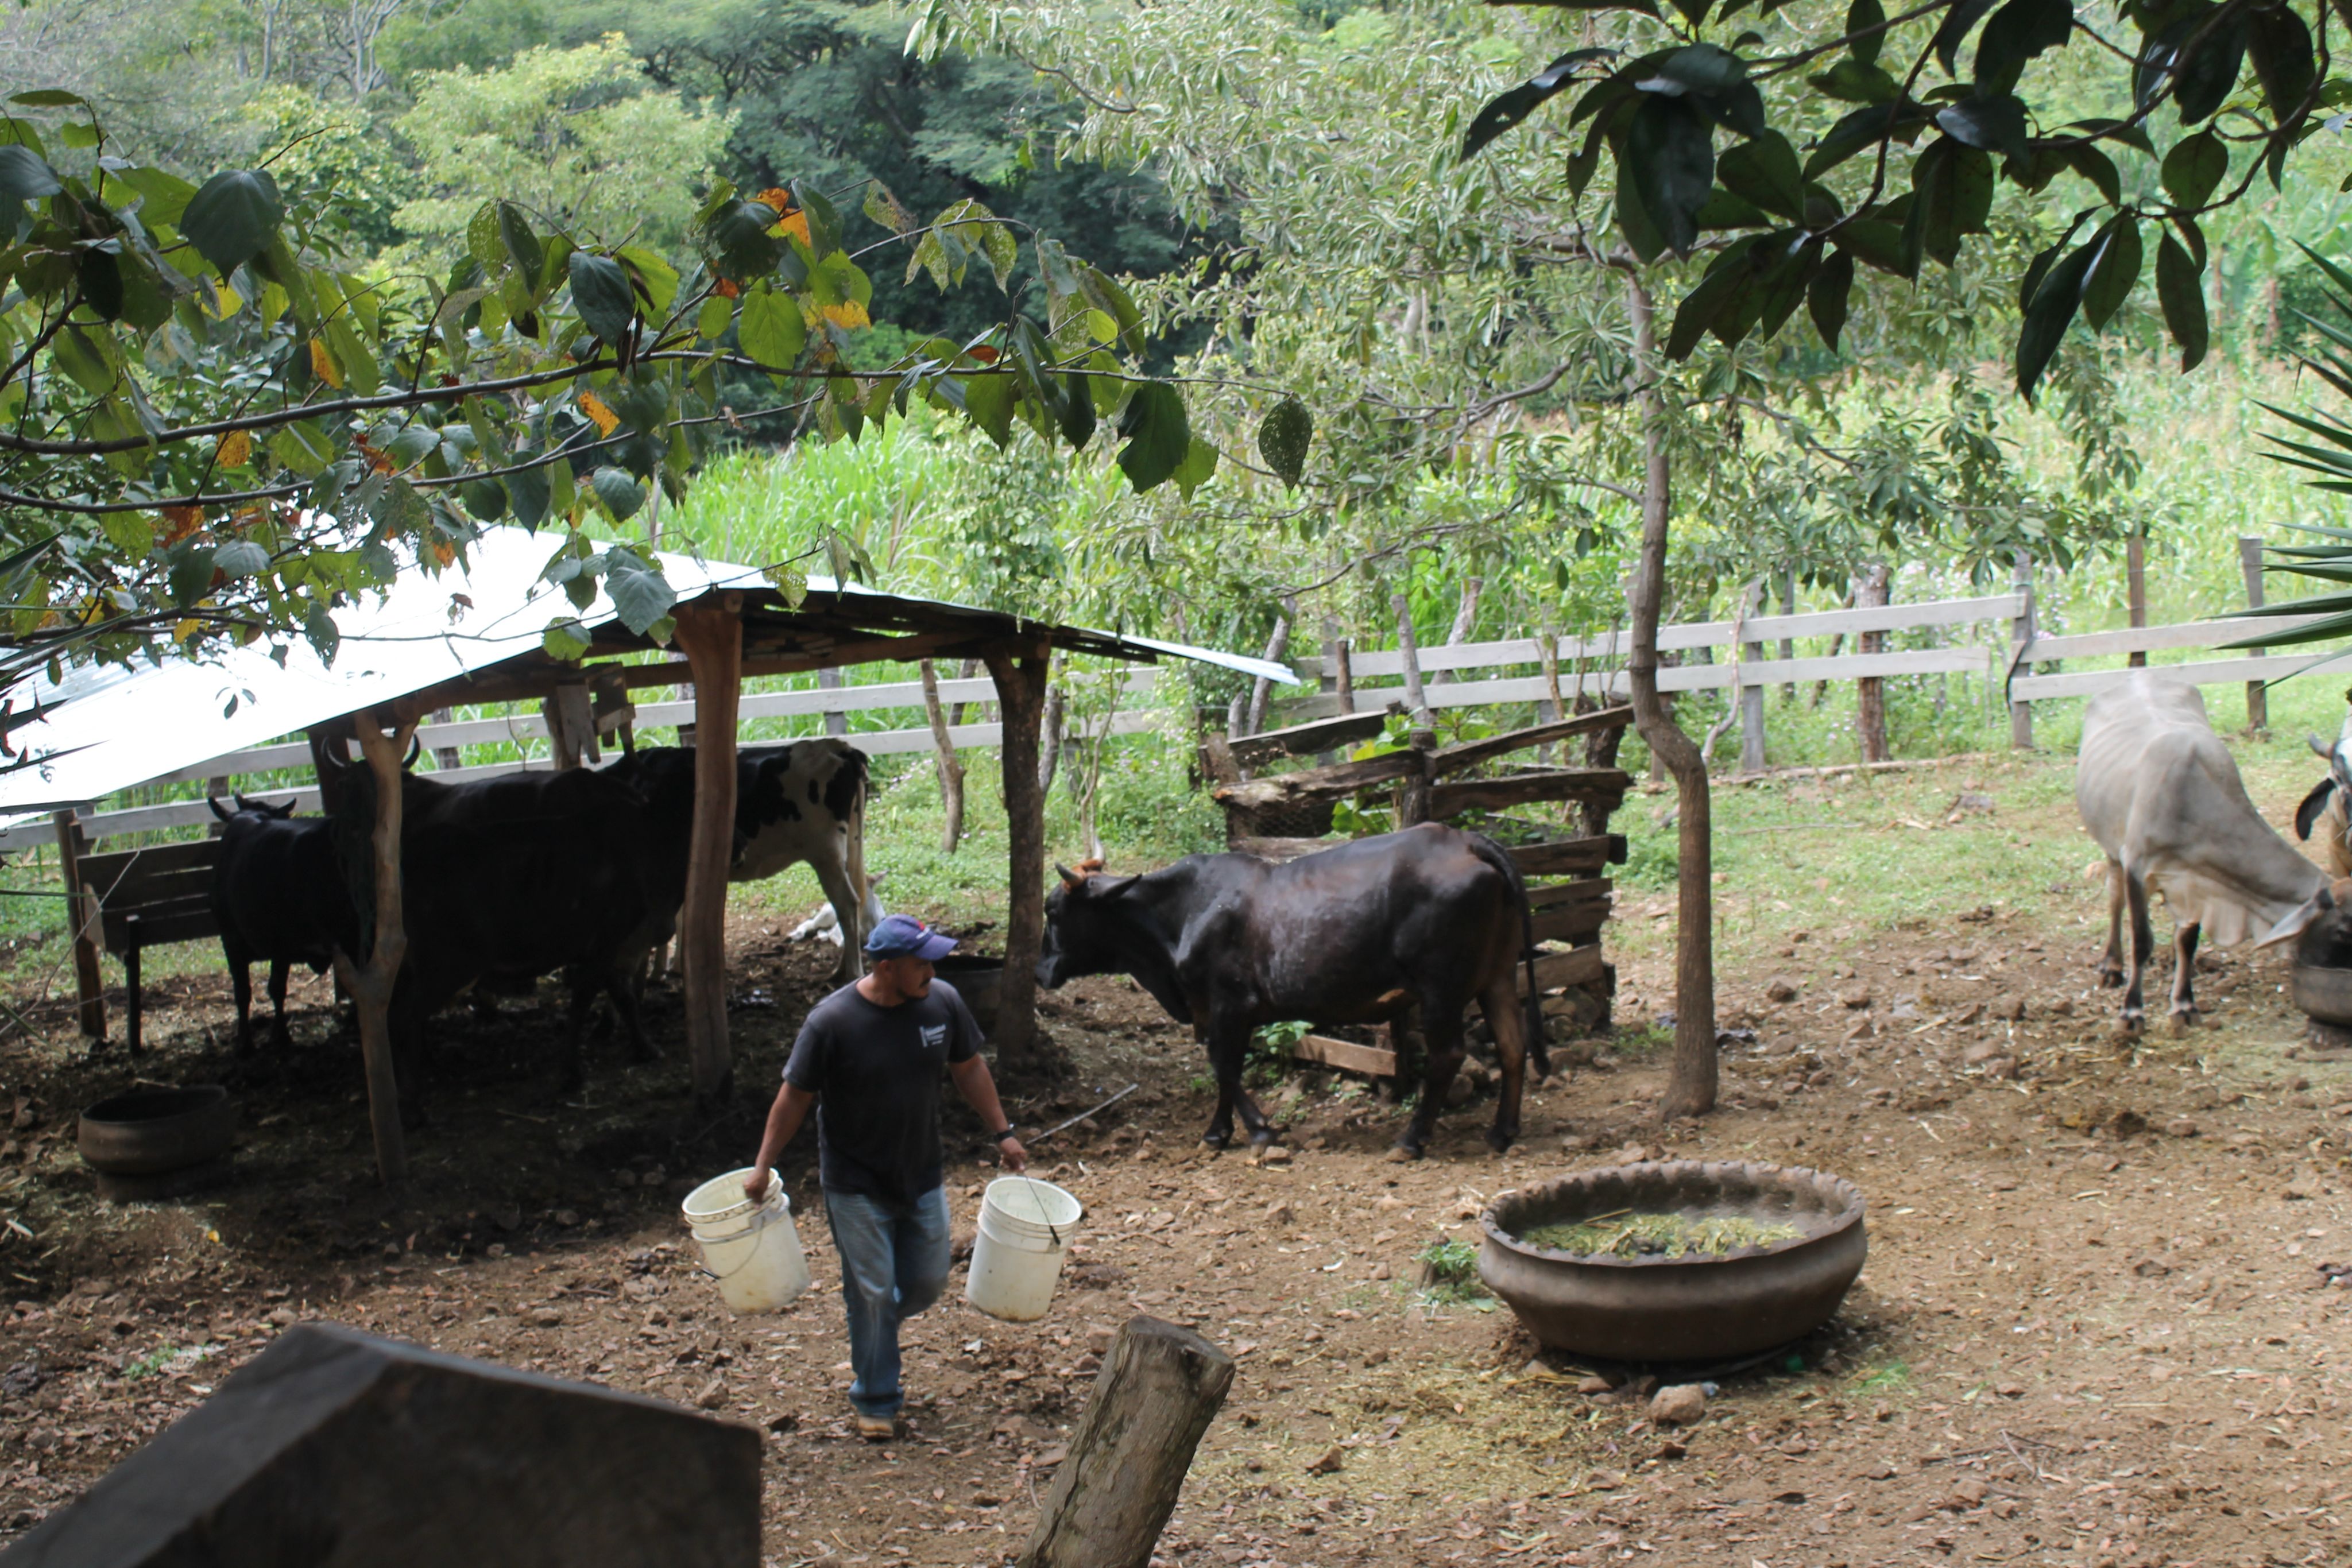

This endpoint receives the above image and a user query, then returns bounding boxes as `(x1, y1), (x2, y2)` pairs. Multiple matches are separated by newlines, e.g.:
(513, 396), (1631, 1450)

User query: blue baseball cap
(864, 913), (958, 961)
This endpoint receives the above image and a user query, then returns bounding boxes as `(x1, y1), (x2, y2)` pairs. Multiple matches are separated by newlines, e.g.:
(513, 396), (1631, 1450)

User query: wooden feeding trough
(1202, 706), (1637, 1077)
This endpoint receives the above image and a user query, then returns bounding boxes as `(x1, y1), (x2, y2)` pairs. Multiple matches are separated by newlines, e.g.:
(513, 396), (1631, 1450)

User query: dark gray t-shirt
(783, 978), (982, 1204)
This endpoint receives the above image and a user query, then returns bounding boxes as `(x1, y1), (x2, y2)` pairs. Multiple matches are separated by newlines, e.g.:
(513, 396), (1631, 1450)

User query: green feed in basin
(1513, 1211), (1806, 1260)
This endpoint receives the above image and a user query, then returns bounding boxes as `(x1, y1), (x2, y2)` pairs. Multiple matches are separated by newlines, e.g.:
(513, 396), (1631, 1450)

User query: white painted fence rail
(6, 668), (1163, 855)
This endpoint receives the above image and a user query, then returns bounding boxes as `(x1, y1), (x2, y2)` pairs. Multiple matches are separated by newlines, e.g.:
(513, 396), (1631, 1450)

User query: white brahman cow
(2076, 672), (2330, 1031)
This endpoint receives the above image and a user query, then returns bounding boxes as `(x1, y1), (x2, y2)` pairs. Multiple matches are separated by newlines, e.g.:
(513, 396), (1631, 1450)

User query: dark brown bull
(1038, 823), (1547, 1158)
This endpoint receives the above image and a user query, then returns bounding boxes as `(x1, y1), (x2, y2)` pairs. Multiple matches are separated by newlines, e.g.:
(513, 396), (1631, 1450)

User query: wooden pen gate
(1202, 706), (1635, 1078)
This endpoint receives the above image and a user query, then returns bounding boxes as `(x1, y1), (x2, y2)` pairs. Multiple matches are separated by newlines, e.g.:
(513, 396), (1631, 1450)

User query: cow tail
(845, 749), (872, 953)
(1468, 831), (1550, 1081)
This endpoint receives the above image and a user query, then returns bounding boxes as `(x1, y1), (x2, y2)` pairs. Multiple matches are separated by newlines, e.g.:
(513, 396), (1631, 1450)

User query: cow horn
(403, 735), (422, 769)
(207, 795), (233, 822)
(1055, 863), (1085, 888)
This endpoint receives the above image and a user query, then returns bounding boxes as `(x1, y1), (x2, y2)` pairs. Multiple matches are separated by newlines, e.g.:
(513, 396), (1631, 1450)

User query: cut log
(1428, 706), (1635, 775)
(1226, 706), (1398, 768)
(1428, 768), (1633, 817)
(1019, 1316), (1235, 1568)
(1212, 748), (1423, 810)
(6, 1323), (760, 1568)
(1508, 835), (1628, 877)
(1291, 1032), (1398, 1077)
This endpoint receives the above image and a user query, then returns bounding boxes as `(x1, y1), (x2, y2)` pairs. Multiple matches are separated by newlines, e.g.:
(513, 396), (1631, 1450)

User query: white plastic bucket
(965, 1176), (1084, 1322)
(681, 1168), (811, 1314)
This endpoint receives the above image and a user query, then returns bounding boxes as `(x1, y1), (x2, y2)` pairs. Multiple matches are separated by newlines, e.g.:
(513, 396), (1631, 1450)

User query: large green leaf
(2156, 230), (2208, 370)
(1116, 382), (1192, 492)
(1171, 438), (1219, 501)
(568, 253), (637, 347)
(604, 549), (674, 633)
(1935, 94), (2028, 162)
(2079, 214), (2143, 330)
(1974, 0), (2073, 94)
(590, 466), (646, 522)
(1716, 131), (1806, 220)
(2161, 130), (2227, 208)
(180, 169), (284, 277)
(1624, 95), (1715, 257)
(1809, 248), (1856, 350)
(1461, 49), (1614, 159)
(1258, 397), (1313, 487)
(0, 145), (60, 219)
(2015, 238), (2100, 396)
(2248, 5), (2316, 126)
(737, 283), (806, 369)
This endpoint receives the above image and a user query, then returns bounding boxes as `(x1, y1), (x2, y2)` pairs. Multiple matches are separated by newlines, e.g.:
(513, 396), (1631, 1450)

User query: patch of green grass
(1850, 1359), (1913, 1396)
(1415, 1234), (1492, 1307)
(122, 1344), (185, 1380)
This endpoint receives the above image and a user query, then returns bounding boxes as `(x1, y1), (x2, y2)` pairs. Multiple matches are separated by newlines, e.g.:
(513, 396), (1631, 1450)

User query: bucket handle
(1016, 1175), (1063, 1248)
(693, 1191), (790, 1281)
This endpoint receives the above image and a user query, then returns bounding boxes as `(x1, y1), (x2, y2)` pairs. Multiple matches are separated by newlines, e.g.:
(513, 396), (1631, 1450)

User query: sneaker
(853, 1412), (898, 1442)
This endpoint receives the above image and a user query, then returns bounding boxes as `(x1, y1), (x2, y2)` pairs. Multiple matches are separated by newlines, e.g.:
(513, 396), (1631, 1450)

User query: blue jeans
(824, 1185), (952, 1418)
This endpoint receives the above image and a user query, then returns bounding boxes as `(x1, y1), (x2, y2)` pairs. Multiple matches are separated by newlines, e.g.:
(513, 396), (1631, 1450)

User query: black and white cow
(736, 740), (880, 979)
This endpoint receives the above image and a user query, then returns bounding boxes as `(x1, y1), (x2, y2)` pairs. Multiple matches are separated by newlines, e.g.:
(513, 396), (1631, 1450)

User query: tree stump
(1019, 1316), (1235, 1568)
(7, 1323), (760, 1567)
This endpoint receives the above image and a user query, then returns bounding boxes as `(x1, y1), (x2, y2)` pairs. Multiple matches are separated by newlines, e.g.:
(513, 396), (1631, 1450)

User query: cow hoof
(1201, 1130), (1231, 1150)
(2096, 969), (2125, 989)
(1248, 1129), (1276, 1149)
(2118, 1011), (2144, 1036)
(1384, 1143), (1422, 1163)
(1484, 1129), (1517, 1155)
(2168, 1009), (2198, 1035)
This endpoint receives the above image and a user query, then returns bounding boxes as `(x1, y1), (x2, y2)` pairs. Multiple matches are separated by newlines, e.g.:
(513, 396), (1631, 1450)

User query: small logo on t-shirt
(922, 1024), (947, 1051)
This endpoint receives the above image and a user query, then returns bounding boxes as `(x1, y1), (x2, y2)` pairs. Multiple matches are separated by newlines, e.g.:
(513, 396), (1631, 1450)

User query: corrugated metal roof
(0, 527), (1295, 819)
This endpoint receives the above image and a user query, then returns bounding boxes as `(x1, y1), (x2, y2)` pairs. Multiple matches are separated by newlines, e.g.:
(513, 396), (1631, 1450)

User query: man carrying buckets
(744, 914), (1028, 1442)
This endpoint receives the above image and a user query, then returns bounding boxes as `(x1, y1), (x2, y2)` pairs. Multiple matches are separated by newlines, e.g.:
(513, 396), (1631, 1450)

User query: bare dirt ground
(3, 762), (2351, 1568)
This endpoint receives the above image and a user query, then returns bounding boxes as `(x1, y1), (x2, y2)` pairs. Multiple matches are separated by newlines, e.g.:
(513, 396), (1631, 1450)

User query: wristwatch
(992, 1126), (1020, 1143)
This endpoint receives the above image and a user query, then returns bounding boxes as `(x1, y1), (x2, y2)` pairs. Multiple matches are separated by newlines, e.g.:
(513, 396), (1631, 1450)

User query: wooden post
(327, 709), (417, 1186)
(1737, 578), (1767, 774)
(672, 598), (744, 1105)
(430, 707), (461, 772)
(1018, 1316), (1235, 1568)
(1396, 726), (1436, 827)
(1538, 627), (1565, 724)
(1315, 616), (1345, 764)
(1777, 565), (1798, 697)
(204, 776), (231, 835)
(985, 641), (1052, 1064)
(1391, 594), (1430, 723)
(2126, 536), (2148, 668)
(920, 659), (966, 853)
(2240, 535), (2269, 732)
(1854, 563), (1890, 764)
(1040, 683), (1066, 792)
(817, 665), (849, 737)
(53, 810), (104, 1042)
(1333, 640), (1355, 714)
(2009, 551), (2036, 750)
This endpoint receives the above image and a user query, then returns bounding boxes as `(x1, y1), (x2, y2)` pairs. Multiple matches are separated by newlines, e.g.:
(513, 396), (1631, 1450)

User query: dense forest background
(11, 0), (2352, 755)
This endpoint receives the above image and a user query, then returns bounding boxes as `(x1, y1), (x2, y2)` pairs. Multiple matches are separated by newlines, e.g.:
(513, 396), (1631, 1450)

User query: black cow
(208, 793), (355, 1052)
(1038, 823), (1546, 1158)
(318, 749), (697, 1122)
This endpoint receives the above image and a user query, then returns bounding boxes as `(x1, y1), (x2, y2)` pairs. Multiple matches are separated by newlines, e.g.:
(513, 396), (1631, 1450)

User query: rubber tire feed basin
(78, 1085), (238, 1201)
(1479, 1161), (1866, 1362)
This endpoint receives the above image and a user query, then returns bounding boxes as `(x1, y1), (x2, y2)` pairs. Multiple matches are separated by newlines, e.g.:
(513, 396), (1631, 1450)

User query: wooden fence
(1, 668), (1164, 855)
(1270, 542), (2342, 772)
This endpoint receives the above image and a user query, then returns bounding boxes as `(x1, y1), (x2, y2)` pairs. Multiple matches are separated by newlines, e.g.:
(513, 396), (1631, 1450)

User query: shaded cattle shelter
(0, 528), (1292, 1182)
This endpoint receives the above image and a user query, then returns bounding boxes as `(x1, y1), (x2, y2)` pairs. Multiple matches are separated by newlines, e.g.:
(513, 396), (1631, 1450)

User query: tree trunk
(986, 642), (1052, 1064)
(1039, 683), (1065, 793)
(1244, 600), (1293, 734)
(672, 600), (744, 1106)
(1624, 273), (1715, 1124)
(1854, 563), (1890, 764)
(920, 659), (966, 853)
(1433, 577), (1482, 684)
(1391, 594), (1430, 723)
(1019, 1317), (1235, 1568)
(328, 708), (417, 1186)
